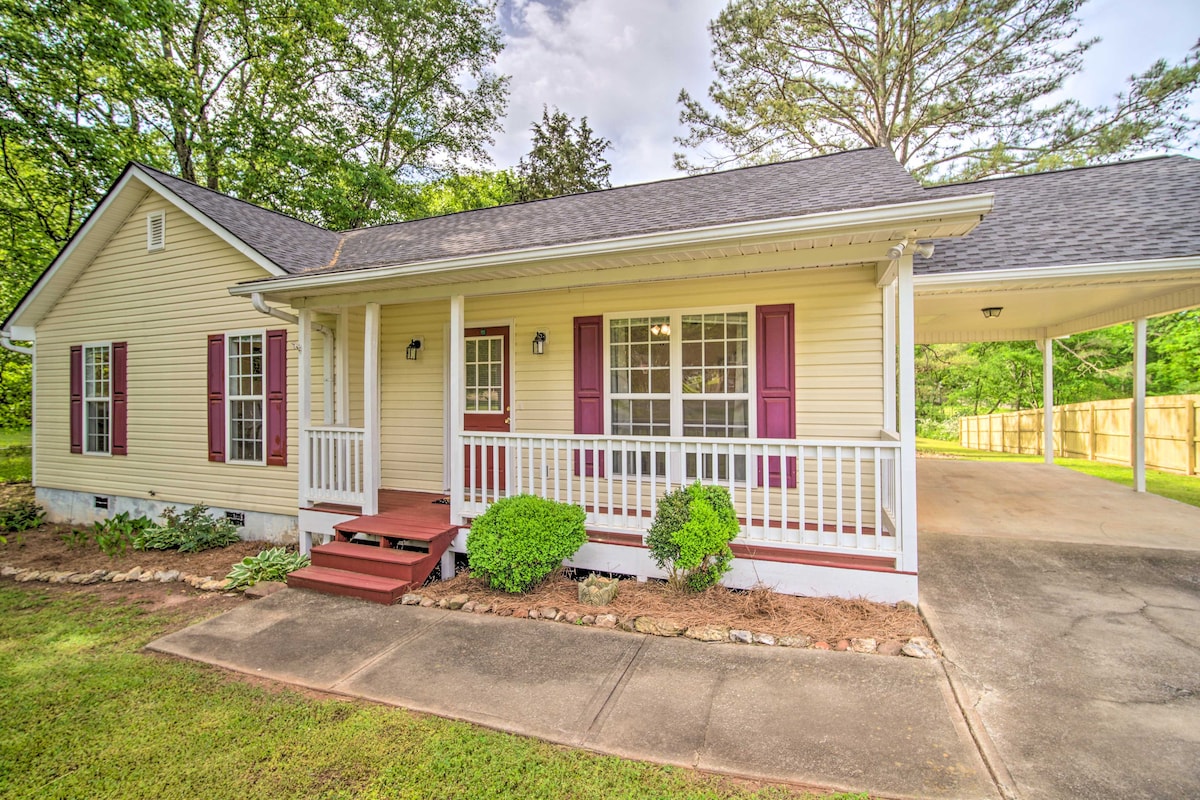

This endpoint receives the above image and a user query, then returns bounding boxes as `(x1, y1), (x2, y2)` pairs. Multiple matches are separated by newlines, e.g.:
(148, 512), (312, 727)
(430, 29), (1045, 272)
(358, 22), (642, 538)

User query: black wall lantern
(532, 330), (547, 355)
(406, 338), (423, 360)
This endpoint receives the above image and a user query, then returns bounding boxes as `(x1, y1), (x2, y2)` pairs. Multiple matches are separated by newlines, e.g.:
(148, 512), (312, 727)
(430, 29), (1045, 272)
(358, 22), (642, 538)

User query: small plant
(467, 495), (586, 593)
(134, 504), (240, 553)
(225, 547), (310, 590)
(94, 512), (153, 558)
(62, 527), (95, 549)
(646, 481), (740, 592)
(0, 499), (44, 536)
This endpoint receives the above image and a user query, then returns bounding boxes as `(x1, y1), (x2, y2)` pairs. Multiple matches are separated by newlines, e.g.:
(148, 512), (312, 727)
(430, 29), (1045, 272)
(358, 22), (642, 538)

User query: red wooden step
(286, 566), (411, 605)
(334, 515), (456, 541)
(312, 541), (439, 581)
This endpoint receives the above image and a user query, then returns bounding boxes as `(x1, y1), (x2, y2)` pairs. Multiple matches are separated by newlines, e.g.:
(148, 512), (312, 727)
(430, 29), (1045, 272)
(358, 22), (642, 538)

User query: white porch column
(1042, 337), (1054, 464)
(363, 302), (381, 515)
(335, 309), (349, 425)
(897, 254), (918, 573)
(298, 308), (313, 510)
(1133, 317), (1147, 492)
(449, 295), (466, 525)
(322, 326), (334, 425)
(883, 281), (897, 432)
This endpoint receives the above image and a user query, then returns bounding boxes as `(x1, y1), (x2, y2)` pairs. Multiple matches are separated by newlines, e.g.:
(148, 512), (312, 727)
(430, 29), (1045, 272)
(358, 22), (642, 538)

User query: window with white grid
(680, 312), (750, 438)
(226, 333), (264, 463)
(609, 316), (671, 437)
(465, 336), (504, 413)
(83, 344), (111, 455)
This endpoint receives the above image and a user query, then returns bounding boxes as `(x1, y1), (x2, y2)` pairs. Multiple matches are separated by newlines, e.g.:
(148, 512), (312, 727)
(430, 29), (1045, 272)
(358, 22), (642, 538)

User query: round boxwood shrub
(646, 481), (740, 592)
(467, 495), (587, 593)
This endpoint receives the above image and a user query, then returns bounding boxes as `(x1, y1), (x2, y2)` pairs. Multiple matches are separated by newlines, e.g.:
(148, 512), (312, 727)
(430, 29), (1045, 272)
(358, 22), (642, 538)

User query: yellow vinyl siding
(34, 192), (300, 516)
(376, 263), (883, 491)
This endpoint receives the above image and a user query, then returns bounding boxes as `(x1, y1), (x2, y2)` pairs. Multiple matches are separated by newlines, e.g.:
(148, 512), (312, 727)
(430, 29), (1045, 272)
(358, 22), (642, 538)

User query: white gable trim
(3, 165), (285, 336)
(914, 256), (1200, 289)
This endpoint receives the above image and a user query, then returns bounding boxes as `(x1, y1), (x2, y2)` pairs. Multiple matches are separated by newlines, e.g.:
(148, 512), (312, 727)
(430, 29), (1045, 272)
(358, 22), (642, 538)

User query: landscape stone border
(0, 563), (231, 592)
(398, 591), (938, 659)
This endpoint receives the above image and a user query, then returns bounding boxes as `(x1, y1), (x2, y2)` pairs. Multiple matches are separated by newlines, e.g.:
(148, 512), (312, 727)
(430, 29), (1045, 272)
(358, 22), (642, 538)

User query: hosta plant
(226, 547), (310, 590)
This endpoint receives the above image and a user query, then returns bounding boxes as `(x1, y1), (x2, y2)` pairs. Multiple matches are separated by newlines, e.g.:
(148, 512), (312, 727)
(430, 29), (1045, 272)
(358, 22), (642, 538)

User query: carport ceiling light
(981, 307), (1003, 319)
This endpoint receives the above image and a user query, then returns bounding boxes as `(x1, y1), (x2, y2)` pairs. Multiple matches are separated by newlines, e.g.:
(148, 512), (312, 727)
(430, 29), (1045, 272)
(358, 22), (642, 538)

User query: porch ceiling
(915, 259), (1200, 343)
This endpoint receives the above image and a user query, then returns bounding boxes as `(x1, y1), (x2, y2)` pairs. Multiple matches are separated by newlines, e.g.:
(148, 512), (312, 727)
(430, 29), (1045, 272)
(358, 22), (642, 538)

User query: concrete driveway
(918, 460), (1200, 799)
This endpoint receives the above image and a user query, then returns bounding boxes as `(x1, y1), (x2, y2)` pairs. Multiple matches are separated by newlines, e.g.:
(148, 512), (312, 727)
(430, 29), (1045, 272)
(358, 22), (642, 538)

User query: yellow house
(5, 149), (1199, 604)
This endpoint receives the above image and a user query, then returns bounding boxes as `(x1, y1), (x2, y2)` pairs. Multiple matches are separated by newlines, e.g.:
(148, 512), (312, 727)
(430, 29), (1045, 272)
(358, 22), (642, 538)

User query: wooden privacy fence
(959, 395), (1200, 476)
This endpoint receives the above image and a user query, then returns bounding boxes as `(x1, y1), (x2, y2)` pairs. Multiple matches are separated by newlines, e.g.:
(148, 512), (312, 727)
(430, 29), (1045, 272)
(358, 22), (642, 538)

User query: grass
(917, 437), (1200, 509)
(0, 586), (863, 800)
(0, 428), (31, 484)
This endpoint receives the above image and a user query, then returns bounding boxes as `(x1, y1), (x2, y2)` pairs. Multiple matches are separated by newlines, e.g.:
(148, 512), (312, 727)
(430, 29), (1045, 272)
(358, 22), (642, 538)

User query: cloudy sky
(486, 0), (1200, 186)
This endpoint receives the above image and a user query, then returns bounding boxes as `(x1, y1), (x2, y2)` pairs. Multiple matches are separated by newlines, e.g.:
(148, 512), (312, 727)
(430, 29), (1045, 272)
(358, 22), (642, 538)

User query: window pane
(650, 368), (670, 393)
(612, 370), (629, 393)
(704, 341), (723, 367)
(681, 341), (702, 367)
(682, 368), (702, 394)
(466, 340), (476, 361)
(631, 368), (648, 393)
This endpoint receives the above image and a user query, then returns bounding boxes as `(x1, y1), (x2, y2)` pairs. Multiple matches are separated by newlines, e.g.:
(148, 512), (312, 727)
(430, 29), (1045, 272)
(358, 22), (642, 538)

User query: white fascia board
(127, 167), (287, 278)
(915, 256), (1200, 290)
(230, 193), (995, 297)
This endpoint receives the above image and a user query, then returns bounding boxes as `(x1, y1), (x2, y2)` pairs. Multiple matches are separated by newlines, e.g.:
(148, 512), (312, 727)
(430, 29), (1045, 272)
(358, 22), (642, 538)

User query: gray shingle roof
(920, 156), (1200, 275)
(136, 163), (341, 273)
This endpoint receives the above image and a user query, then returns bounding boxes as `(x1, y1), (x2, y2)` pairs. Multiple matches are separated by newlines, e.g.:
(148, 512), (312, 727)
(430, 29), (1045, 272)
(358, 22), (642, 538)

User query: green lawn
(0, 429), (31, 484)
(917, 437), (1200, 509)
(0, 586), (860, 800)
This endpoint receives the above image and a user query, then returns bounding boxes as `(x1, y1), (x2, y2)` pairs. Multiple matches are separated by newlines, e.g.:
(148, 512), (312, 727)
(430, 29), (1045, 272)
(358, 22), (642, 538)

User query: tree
(513, 106), (613, 201)
(676, 0), (1200, 182)
(414, 170), (518, 217)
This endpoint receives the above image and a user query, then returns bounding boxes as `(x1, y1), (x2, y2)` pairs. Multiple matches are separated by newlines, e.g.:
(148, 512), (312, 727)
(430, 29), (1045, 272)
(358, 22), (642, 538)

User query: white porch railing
(304, 426), (366, 505)
(459, 432), (903, 558)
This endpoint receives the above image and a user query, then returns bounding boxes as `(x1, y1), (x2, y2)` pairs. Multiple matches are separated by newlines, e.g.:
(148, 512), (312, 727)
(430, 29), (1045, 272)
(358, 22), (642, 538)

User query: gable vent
(146, 211), (165, 251)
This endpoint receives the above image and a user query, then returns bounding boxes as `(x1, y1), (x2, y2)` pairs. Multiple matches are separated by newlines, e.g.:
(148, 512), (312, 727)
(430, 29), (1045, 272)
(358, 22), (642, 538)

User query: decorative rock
(850, 637), (877, 654)
(1, 565), (20, 577)
(527, 609), (539, 619)
(901, 638), (938, 659)
(778, 635), (810, 648)
(577, 575), (620, 606)
(580, 614), (596, 625)
(511, 607), (528, 619)
(618, 616), (637, 632)
(834, 639), (850, 651)
(399, 593), (422, 605)
(103, 571), (120, 581)
(877, 639), (904, 657)
(812, 640), (831, 650)
(436, 598), (449, 608)
(138, 572), (155, 582)
(446, 594), (470, 610)
(594, 613), (619, 629)
(67, 573), (88, 584)
(125, 567), (143, 582)
(51, 572), (73, 584)
(496, 607), (513, 617)
(244, 581), (287, 599)
(538, 606), (559, 620)
(79, 573), (103, 585)
(897, 600), (917, 612)
(461, 601), (476, 612)
(16, 571), (38, 582)
(752, 632), (777, 646)
(634, 616), (684, 637)
(158, 570), (180, 583)
(729, 629), (753, 644)
(419, 597), (437, 607)
(200, 579), (226, 591)
(685, 624), (730, 643)
(473, 603), (491, 614)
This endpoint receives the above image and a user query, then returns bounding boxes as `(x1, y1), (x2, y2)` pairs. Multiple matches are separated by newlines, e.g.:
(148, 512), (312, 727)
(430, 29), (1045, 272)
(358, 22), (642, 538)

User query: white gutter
(915, 255), (1200, 288)
(250, 292), (331, 336)
(1, 331), (32, 356)
(230, 193), (995, 297)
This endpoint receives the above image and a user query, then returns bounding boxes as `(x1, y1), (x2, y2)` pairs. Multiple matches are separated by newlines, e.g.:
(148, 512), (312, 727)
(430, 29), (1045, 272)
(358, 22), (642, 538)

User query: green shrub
(0, 499), (43, 534)
(94, 512), (154, 558)
(225, 547), (310, 590)
(467, 495), (586, 593)
(134, 504), (240, 553)
(61, 527), (95, 549)
(646, 482), (740, 592)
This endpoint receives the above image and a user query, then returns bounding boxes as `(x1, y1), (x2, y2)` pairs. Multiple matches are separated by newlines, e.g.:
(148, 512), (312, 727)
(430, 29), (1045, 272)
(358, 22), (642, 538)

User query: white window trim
(602, 305), (757, 438)
(82, 342), (112, 457)
(225, 329), (266, 466)
(463, 332), (507, 415)
(146, 211), (165, 252)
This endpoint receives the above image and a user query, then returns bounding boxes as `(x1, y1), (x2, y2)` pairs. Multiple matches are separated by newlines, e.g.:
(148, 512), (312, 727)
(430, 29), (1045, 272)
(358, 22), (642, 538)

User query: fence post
(1088, 403), (1097, 461)
(1188, 399), (1197, 477)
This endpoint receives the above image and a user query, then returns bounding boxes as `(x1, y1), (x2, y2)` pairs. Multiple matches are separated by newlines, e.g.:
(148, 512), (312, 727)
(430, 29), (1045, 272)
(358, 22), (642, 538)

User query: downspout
(1, 330), (33, 356)
(250, 293), (335, 424)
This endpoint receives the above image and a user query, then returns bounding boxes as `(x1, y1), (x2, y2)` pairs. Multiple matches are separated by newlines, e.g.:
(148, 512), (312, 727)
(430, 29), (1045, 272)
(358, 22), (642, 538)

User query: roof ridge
(337, 146), (894, 234)
(131, 161), (337, 236)
(930, 154), (1187, 190)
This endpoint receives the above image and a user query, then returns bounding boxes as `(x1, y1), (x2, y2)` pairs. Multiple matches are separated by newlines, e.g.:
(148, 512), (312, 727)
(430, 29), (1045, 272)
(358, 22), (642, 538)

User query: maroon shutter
(757, 304), (796, 488)
(69, 345), (83, 453)
(207, 334), (225, 462)
(574, 315), (604, 476)
(111, 342), (128, 455)
(265, 329), (287, 466)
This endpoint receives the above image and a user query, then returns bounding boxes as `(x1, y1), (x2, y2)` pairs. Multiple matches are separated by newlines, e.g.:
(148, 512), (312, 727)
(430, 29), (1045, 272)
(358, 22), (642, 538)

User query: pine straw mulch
(417, 571), (931, 646)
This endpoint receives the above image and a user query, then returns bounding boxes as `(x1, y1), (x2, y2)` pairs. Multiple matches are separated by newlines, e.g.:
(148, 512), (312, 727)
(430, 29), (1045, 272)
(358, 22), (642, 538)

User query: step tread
(334, 516), (457, 540)
(313, 541), (437, 565)
(287, 565), (411, 592)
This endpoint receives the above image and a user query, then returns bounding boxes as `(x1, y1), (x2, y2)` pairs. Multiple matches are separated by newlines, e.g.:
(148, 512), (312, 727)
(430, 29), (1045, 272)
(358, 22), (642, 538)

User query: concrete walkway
(918, 460), (1200, 799)
(149, 589), (998, 800)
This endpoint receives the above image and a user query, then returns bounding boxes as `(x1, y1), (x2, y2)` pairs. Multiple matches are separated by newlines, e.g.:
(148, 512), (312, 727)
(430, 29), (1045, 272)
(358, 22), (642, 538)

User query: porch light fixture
(981, 307), (1003, 319)
(532, 330), (547, 355)
(405, 338), (422, 360)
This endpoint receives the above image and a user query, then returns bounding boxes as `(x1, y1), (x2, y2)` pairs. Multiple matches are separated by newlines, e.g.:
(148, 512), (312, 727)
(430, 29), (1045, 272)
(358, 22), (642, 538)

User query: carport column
(1042, 337), (1054, 465)
(363, 302), (381, 515)
(1133, 317), (1147, 492)
(449, 295), (466, 526)
(897, 254), (918, 573)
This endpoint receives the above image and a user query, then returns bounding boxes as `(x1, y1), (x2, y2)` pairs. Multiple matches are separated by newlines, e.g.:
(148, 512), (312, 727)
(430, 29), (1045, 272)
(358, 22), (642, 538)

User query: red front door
(463, 326), (510, 494)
